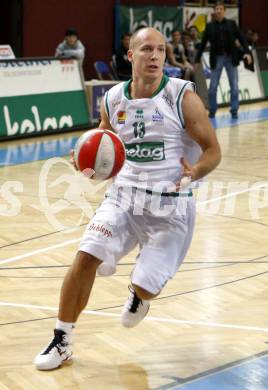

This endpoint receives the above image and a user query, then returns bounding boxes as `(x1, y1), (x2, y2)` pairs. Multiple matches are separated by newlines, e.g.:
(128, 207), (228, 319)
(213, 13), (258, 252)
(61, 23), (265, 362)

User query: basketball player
(34, 27), (221, 370)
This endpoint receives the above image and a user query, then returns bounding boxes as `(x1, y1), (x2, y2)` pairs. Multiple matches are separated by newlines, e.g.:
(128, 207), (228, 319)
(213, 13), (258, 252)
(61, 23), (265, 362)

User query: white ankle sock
(56, 320), (75, 335)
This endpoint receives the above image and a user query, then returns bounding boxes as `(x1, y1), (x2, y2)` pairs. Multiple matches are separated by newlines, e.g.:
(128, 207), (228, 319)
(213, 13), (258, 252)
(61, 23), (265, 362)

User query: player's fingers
(180, 157), (193, 178)
(180, 157), (191, 171)
(70, 149), (78, 170)
(70, 149), (74, 160)
(175, 176), (192, 192)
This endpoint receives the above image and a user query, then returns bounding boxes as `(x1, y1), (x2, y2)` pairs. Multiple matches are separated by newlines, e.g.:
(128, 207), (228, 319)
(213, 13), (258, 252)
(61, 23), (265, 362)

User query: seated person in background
(55, 28), (85, 64)
(163, 44), (183, 79)
(245, 29), (259, 50)
(114, 33), (132, 80)
(182, 30), (196, 65)
(188, 26), (201, 50)
(166, 29), (194, 81)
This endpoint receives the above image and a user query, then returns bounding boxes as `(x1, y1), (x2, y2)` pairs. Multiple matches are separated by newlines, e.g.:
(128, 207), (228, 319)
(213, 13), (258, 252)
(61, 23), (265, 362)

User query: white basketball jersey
(104, 75), (201, 192)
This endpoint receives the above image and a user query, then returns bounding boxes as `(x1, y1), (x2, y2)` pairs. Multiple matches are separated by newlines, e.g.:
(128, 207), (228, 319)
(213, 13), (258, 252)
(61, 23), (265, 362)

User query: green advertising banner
(260, 72), (268, 97)
(0, 58), (90, 140)
(118, 5), (183, 43)
(0, 91), (89, 138)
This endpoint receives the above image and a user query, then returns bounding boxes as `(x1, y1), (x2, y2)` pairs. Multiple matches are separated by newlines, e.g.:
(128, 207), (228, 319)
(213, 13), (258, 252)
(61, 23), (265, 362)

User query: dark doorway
(0, 0), (23, 57)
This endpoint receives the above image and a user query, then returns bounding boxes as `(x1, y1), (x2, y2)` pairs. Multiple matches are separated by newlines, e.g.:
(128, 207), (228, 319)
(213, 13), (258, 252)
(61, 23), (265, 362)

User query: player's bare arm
(99, 99), (114, 131)
(181, 90), (221, 181)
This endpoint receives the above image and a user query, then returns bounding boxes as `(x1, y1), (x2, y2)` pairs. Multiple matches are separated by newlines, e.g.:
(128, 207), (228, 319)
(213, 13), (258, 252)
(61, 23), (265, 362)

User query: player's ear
(127, 49), (133, 63)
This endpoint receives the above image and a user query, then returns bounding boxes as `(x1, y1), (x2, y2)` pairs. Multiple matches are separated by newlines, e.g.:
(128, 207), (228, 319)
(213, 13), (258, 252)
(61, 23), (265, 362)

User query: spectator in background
(114, 33), (132, 80)
(195, 1), (252, 119)
(55, 28), (85, 64)
(245, 29), (259, 50)
(188, 26), (201, 50)
(182, 31), (196, 65)
(166, 29), (194, 80)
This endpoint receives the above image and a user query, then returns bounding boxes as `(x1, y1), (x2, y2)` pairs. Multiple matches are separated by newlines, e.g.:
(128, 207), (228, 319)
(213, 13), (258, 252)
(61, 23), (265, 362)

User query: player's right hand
(70, 149), (78, 170)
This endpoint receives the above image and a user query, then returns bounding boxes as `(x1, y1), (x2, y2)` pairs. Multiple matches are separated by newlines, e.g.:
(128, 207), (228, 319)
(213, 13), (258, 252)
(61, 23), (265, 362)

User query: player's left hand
(176, 157), (196, 191)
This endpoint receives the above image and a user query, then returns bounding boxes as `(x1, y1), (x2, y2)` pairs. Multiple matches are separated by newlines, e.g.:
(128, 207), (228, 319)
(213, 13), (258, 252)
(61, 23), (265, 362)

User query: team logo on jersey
(162, 94), (173, 108)
(112, 99), (121, 108)
(135, 109), (144, 119)
(117, 111), (126, 124)
(125, 142), (165, 162)
(152, 108), (164, 123)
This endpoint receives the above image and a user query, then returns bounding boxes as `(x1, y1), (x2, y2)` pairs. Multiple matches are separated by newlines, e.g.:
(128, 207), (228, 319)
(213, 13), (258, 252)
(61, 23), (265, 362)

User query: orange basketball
(73, 129), (126, 180)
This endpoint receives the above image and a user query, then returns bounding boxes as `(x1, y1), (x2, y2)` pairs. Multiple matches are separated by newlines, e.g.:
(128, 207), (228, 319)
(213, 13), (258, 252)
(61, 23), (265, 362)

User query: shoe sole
(35, 355), (73, 371)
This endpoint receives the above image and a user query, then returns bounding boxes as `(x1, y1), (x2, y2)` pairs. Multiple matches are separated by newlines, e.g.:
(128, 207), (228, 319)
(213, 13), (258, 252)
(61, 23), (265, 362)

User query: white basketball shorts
(79, 185), (196, 294)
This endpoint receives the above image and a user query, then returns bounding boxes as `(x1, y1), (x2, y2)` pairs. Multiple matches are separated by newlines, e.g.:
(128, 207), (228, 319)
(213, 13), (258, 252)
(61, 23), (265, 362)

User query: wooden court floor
(0, 102), (268, 389)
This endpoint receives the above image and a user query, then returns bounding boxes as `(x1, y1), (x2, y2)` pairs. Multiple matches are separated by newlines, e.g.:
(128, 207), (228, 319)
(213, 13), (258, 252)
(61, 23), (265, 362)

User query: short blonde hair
(129, 27), (165, 50)
(129, 28), (146, 50)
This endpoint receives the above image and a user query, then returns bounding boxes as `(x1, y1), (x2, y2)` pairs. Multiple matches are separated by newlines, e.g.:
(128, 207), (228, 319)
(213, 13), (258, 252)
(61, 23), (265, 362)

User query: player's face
(214, 5), (225, 22)
(128, 30), (166, 81)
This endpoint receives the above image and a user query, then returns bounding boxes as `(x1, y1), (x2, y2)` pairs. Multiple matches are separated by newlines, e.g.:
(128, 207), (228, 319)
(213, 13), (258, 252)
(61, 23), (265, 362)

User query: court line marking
(0, 238), (80, 265)
(155, 351), (268, 390)
(1, 181), (268, 266)
(1, 301), (268, 333)
(198, 181), (268, 205)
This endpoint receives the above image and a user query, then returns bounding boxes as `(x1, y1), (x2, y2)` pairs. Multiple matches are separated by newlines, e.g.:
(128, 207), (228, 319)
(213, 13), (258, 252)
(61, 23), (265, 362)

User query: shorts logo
(117, 111), (126, 124)
(88, 223), (112, 238)
(152, 108), (164, 123)
(125, 141), (165, 162)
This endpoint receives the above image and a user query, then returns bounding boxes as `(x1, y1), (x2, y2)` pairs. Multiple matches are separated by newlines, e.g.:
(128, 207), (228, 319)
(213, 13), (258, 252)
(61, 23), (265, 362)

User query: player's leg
(121, 197), (196, 328)
(58, 251), (101, 322)
(132, 284), (158, 300)
(34, 188), (138, 370)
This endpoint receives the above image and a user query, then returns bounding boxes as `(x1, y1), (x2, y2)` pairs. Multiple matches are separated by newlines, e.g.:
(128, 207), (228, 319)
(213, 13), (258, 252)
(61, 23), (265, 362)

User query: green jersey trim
(105, 91), (110, 118)
(151, 74), (169, 97)
(176, 81), (196, 128)
(123, 79), (132, 99)
(143, 188), (193, 197)
(176, 82), (190, 129)
(123, 75), (169, 100)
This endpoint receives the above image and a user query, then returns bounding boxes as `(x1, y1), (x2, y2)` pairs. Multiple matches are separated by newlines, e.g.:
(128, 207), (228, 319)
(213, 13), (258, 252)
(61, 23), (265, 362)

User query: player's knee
(73, 251), (102, 274)
(132, 283), (159, 300)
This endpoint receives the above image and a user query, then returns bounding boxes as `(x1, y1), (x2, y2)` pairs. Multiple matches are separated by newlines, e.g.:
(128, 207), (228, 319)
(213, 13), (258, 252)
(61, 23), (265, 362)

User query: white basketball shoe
(34, 329), (73, 370)
(121, 286), (150, 328)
